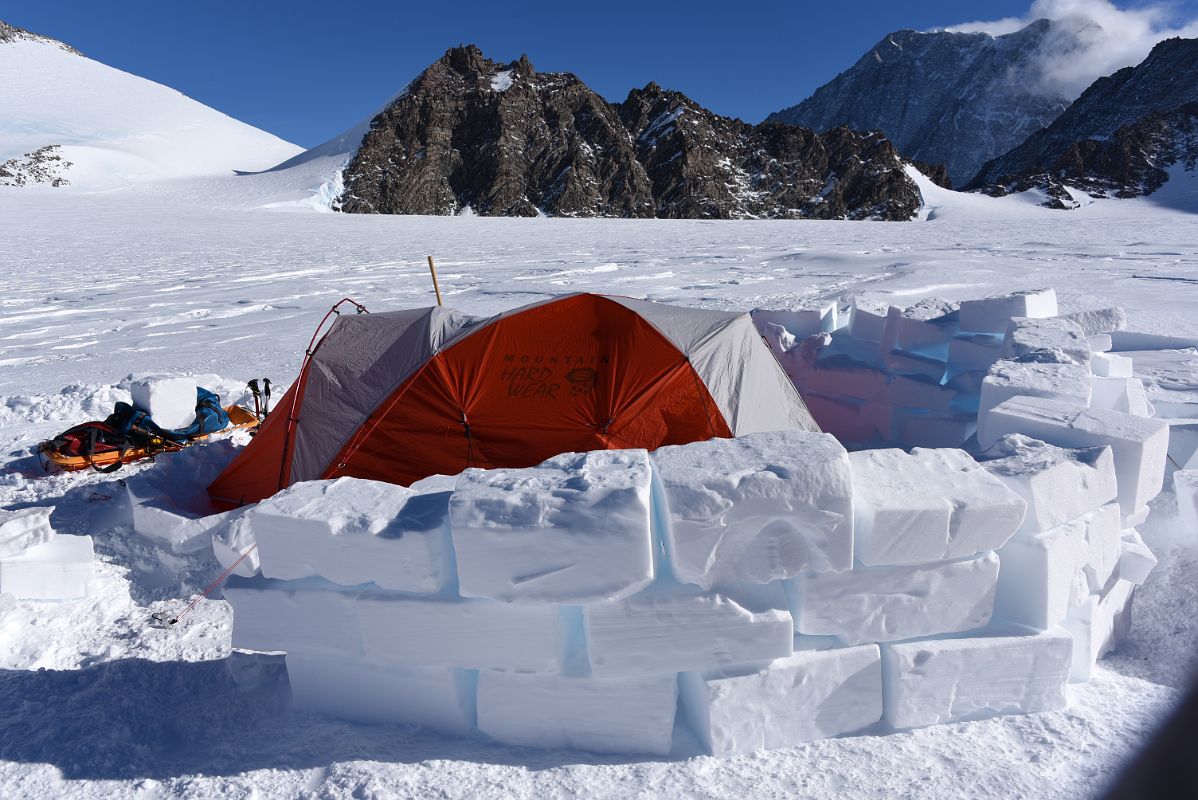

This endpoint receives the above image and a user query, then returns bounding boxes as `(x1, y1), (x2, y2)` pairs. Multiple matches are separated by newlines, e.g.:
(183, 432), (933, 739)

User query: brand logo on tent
(566, 367), (598, 396)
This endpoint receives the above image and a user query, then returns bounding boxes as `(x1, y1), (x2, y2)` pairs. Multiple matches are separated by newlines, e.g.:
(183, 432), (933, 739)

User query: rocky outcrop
(0, 146), (72, 187)
(968, 37), (1198, 205)
(0, 20), (81, 54)
(338, 46), (921, 221)
(767, 20), (1072, 188)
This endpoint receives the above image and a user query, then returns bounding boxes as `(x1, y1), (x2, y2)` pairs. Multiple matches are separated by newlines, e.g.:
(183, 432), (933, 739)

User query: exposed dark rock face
(339, 47), (653, 217)
(767, 20), (1072, 188)
(0, 146), (72, 187)
(339, 46), (921, 221)
(968, 37), (1198, 205)
(909, 160), (952, 190)
(0, 20), (81, 54)
(618, 84), (919, 220)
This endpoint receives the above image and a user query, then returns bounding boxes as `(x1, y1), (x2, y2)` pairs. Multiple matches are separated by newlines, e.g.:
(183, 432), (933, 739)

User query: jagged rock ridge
(766, 20), (1073, 188)
(0, 20), (81, 55)
(968, 37), (1198, 207)
(338, 46), (921, 221)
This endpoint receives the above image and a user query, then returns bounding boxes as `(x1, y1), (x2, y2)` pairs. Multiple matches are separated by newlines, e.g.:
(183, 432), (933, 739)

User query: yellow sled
(38, 405), (260, 473)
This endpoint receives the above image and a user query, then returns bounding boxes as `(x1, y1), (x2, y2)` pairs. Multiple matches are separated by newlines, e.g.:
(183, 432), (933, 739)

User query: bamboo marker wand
(427, 255), (444, 306)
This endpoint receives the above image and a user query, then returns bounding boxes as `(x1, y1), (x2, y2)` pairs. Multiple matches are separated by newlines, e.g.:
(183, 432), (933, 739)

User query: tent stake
(427, 255), (444, 306)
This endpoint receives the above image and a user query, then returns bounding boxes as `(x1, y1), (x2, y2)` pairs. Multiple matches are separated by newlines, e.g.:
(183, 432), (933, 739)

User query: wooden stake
(427, 255), (444, 306)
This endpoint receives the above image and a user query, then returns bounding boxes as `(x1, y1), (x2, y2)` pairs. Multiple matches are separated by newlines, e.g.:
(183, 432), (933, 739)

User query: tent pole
(427, 255), (444, 306)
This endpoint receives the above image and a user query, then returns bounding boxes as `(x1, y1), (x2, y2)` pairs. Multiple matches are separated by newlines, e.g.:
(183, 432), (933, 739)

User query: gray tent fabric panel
(604, 295), (741, 355)
(289, 307), (482, 483)
(688, 314), (820, 435)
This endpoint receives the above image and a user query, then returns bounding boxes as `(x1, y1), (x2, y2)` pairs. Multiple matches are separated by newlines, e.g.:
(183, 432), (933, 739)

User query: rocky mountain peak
(767, 19), (1072, 186)
(968, 35), (1198, 206)
(336, 45), (921, 220)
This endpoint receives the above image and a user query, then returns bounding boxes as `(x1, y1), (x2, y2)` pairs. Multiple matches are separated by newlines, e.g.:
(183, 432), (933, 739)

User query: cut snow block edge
(129, 374), (198, 430)
(980, 434), (1118, 535)
(650, 430), (854, 589)
(958, 289), (1058, 334)
(787, 552), (1000, 645)
(881, 625), (1072, 729)
(1117, 530), (1157, 585)
(584, 588), (794, 677)
(251, 477), (454, 594)
(849, 448), (1025, 566)
(449, 449), (655, 604)
(0, 534), (93, 601)
(477, 671), (678, 756)
(977, 396), (1169, 515)
(681, 640), (882, 756)
(1063, 579), (1134, 683)
(0, 507), (54, 559)
(286, 653), (476, 737)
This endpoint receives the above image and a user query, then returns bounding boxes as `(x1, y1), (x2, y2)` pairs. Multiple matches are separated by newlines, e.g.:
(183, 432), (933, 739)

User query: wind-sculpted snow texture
(767, 20), (1072, 188)
(338, 46), (920, 220)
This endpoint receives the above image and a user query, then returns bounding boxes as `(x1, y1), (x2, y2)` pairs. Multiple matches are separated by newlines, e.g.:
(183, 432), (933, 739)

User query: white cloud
(939, 0), (1198, 99)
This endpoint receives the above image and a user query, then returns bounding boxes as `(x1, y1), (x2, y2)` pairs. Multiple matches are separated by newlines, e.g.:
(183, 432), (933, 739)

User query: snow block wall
(0, 507), (94, 601)
(221, 418), (1161, 757)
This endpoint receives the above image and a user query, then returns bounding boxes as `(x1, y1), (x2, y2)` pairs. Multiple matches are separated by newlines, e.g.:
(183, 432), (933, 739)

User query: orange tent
(208, 293), (818, 508)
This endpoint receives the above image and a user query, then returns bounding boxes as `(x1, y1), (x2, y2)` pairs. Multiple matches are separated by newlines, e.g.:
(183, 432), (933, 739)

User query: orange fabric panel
(206, 380), (306, 510)
(326, 294), (731, 486)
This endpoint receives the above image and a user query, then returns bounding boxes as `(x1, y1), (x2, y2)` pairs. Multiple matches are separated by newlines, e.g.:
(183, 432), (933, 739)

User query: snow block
(285, 654), (475, 736)
(801, 358), (891, 402)
(212, 512), (261, 577)
(477, 671), (678, 756)
(1089, 334), (1113, 353)
(978, 396), (1170, 514)
(1001, 316), (1091, 366)
(978, 361), (1092, 430)
(752, 303), (838, 340)
(651, 431), (853, 589)
(849, 449), (1025, 566)
(225, 578), (363, 657)
(1175, 470), (1198, 538)
(1117, 530), (1157, 585)
(948, 333), (1003, 373)
(787, 552), (999, 645)
(898, 411), (977, 449)
(680, 641), (882, 756)
(0, 534), (93, 601)
(847, 298), (889, 342)
(980, 435), (1118, 534)
(1090, 377), (1151, 417)
(881, 626), (1072, 729)
(1091, 352), (1133, 378)
(959, 289), (1059, 334)
(883, 350), (946, 382)
(584, 588), (793, 676)
(887, 374), (956, 411)
(251, 477), (452, 593)
(993, 506), (1119, 630)
(126, 485), (239, 554)
(357, 594), (565, 672)
(449, 450), (654, 604)
(878, 299), (959, 358)
(1063, 579), (1134, 682)
(800, 393), (880, 444)
(1061, 307), (1127, 336)
(0, 507), (54, 558)
(129, 374), (198, 430)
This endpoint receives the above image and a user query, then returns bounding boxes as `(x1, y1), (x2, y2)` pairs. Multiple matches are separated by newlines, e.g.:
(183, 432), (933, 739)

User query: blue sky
(4, 1), (1194, 148)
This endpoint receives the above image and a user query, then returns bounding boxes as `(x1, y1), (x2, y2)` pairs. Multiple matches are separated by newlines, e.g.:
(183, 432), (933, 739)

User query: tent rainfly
(208, 293), (819, 508)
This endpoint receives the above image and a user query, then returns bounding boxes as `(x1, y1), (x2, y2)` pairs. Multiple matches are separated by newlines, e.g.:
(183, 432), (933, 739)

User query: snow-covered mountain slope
(766, 19), (1073, 188)
(968, 37), (1198, 208)
(0, 21), (301, 190)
